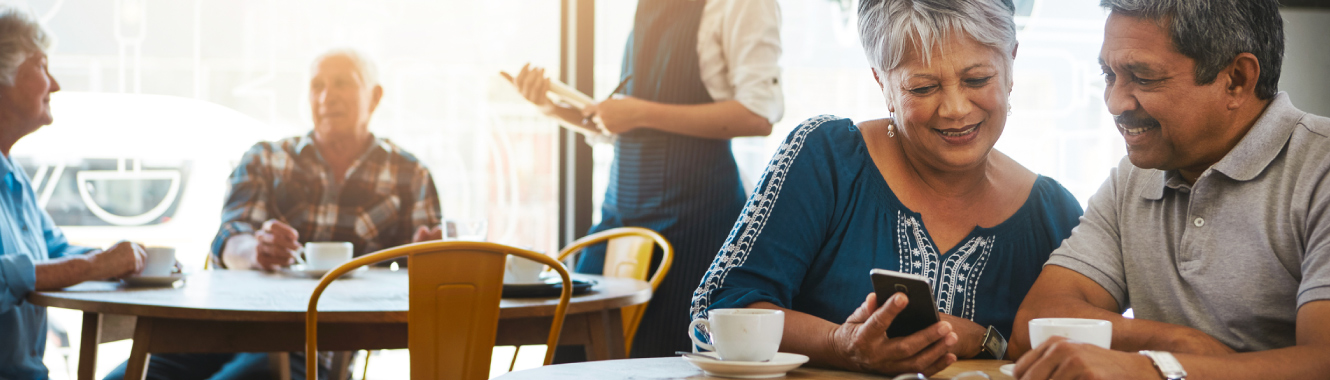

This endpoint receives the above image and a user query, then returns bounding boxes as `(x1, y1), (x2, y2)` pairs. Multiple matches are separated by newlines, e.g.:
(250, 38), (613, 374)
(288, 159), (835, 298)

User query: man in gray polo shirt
(1008, 0), (1330, 379)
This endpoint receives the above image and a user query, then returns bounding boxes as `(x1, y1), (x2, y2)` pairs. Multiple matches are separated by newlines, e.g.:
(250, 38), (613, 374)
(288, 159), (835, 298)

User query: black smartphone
(870, 268), (941, 338)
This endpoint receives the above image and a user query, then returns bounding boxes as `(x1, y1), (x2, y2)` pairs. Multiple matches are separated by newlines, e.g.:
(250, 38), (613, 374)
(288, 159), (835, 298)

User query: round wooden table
(30, 269), (651, 380)
(494, 357), (1014, 379)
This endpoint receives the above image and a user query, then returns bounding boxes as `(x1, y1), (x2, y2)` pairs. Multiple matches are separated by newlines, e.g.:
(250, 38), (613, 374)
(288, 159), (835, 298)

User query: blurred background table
(29, 269), (651, 380)
(494, 357), (1014, 380)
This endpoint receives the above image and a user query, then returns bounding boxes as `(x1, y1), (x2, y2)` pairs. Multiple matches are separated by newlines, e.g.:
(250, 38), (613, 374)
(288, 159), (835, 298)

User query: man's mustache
(1114, 111), (1161, 129)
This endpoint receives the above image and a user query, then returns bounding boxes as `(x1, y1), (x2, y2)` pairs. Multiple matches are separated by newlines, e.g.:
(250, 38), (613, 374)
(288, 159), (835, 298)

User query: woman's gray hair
(857, 0), (1016, 77)
(311, 48), (380, 88)
(1100, 0), (1283, 100)
(0, 6), (50, 87)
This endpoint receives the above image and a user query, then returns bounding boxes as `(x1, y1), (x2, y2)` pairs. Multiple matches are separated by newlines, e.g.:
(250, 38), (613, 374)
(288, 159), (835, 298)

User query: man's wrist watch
(974, 325), (1007, 360)
(1139, 350), (1187, 380)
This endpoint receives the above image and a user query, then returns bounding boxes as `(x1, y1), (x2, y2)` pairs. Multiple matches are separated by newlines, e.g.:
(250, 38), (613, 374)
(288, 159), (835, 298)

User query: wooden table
(28, 269), (651, 380)
(495, 358), (1013, 379)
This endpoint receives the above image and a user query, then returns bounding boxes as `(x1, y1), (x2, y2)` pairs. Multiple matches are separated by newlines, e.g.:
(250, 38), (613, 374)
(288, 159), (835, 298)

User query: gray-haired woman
(689, 0), (1083, 376)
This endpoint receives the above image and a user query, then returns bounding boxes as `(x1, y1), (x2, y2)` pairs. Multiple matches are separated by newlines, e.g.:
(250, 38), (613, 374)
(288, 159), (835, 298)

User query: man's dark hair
(1101, 0), (1284, 99)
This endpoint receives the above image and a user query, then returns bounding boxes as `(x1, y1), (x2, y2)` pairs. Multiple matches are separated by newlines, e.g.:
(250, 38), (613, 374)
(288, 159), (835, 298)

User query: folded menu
(545, 79), (595, 111)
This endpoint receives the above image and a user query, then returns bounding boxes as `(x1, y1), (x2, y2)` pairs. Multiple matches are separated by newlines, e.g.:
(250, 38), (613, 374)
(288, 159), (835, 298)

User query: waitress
(507, 0), (783, 358)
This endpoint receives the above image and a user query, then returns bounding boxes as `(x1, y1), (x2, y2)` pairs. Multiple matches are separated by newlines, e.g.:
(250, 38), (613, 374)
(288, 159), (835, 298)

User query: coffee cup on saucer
(504, 256), (546, 284)
(138, 246), (177, 277)
(1028, 318), (1112, 349)
(688, 309), (784, 362)
(303, 242), (353, 271)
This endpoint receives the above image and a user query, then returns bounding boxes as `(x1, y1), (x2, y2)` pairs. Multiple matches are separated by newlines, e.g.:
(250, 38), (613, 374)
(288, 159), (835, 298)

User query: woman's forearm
(635, 100), (772, 139)
(748, 301), (854, 370)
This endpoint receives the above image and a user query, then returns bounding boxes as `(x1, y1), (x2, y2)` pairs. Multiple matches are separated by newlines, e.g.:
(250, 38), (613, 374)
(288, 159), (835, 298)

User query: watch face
(983, 326), (1007, 360)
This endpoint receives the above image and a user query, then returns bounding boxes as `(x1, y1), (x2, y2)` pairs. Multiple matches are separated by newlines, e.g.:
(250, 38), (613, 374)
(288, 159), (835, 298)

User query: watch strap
(1139, 350), (1187, 380)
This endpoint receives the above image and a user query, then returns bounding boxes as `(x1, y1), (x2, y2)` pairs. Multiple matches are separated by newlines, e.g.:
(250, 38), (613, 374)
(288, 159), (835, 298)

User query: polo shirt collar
(1141, 92), (1303, 200)
(1210, 92), (1303, 181)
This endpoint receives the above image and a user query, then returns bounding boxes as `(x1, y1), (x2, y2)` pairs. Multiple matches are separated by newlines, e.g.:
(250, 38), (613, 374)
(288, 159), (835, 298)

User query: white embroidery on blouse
(896, 211), (994, 320)
(690, 115), (839, 320)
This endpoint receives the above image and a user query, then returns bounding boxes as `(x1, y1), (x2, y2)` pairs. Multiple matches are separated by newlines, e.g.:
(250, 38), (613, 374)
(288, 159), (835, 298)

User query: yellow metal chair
(305, 241), (573, 380)
(556, 227), (672, 355)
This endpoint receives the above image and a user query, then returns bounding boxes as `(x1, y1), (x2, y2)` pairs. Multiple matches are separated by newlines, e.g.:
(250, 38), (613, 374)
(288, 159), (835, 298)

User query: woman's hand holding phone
(828, 292), (959, 376)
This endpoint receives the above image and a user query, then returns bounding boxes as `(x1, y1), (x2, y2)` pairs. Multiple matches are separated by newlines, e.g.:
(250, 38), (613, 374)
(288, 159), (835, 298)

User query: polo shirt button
(1193, 217), (1205, 227)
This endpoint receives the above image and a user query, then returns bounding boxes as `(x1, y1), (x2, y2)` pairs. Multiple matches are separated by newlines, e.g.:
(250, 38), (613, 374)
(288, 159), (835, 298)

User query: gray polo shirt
(1047, 93), (1330, 352)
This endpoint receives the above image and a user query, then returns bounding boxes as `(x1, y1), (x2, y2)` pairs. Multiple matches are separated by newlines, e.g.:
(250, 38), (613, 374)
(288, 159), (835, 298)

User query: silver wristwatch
(1139, 350), (1187, 380)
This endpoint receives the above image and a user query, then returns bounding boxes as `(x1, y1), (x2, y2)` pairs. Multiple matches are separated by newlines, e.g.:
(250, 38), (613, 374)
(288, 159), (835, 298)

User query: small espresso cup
(139, 246), (176, 277)
(304, 242), (353, 271)
(504, 256), (546, 284)
(1029, 318), (1112, 349)
(688, 309), (784, 362)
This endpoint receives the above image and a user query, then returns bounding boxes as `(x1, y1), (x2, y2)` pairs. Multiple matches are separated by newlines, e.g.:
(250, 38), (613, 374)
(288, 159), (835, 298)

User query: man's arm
(34, 241), (144, 290)
(1173, 300), (1330, 379)
(1015, 301), (1330, 379)
(406, 165), (442, 244)
(1011, 265), (1234, 358)
(213, 143), (294, 270)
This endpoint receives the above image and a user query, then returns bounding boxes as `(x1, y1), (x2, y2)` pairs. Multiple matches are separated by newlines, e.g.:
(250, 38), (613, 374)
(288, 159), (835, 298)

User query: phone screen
(870, 269), (941, 338)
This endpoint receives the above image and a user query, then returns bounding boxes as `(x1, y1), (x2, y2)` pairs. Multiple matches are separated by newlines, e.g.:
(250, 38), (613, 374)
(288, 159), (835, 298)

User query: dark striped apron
(578, 0), (747, 359)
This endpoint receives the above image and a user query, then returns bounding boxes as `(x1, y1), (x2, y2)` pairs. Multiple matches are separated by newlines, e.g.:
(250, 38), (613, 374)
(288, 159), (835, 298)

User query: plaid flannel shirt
(211, 132), (441, 266)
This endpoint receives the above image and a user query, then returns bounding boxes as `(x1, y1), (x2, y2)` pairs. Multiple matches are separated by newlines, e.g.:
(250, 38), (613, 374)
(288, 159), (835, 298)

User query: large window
(15, 0), (566, 272)
(20, 1), (564, 378)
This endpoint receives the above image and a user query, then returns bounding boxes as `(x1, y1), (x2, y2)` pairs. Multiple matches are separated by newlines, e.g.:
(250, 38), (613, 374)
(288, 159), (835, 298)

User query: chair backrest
(556, 227), (672, 355)
(306, 241), (572, 380)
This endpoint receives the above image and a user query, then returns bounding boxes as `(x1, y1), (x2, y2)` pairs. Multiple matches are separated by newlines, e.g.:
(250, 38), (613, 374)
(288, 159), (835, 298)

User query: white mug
(139, 246), (176, 277)
(1029, 318), (1112, 349)
(504, 256), (546, 284)
(304, 242), (353, 271)
(688, 309), (784, 362)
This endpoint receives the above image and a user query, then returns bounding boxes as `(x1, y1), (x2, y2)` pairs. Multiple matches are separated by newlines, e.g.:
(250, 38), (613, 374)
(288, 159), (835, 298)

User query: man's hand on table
(829, 293), (958, 376)
(254, 219), (301, 270)
(412, 225), (443, 242)
(87, 240), (147, 280)
(1013, 336), (1160, 380)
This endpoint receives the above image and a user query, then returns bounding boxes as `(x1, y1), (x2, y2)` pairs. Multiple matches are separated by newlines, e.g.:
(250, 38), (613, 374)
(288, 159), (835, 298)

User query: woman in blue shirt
(690, 0), (1082, 376)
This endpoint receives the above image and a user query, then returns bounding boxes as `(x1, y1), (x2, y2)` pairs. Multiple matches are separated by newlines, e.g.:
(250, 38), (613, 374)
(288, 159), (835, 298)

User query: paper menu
(545, 79), (595, 110)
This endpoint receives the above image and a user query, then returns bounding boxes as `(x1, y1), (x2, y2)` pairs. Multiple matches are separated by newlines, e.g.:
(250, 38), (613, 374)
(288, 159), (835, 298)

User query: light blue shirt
(0, 155), (94, 380)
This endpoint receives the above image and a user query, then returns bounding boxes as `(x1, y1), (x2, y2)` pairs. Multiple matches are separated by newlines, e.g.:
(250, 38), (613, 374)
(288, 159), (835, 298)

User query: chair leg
(508, 346), (521, 372)
(329, 351), (353, 380)
(268, 353), (291, 380)
(360, 350), (371, 380)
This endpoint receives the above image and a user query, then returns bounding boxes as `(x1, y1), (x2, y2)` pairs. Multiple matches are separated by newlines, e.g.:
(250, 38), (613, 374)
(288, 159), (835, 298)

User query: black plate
(502, 278), (598, 298)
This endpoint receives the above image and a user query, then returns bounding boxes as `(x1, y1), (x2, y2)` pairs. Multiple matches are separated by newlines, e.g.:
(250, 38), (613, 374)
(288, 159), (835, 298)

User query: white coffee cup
(1029, 318), (1112, 349)
(688, 309), (784, 362)
(504, 256), (546, 284)
(304, 242), (353, 271)
(139, 247), (176, 277)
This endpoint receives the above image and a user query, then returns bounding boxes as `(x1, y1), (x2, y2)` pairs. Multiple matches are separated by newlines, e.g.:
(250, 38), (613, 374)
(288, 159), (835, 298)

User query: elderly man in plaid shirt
(213, 48), (443, 272)
(104, 48), (442, 380)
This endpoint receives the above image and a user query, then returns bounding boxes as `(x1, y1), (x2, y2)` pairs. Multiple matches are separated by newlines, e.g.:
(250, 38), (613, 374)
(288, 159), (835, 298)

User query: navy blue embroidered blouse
(690, 115), (1084, 339)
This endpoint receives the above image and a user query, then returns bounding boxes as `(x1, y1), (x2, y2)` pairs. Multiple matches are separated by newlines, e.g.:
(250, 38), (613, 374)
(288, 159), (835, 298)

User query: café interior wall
(1279, 8), (1330, 117)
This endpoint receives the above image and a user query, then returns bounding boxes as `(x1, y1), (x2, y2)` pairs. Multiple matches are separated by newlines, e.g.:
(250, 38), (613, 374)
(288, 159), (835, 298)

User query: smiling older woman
(689, 0), (1083, 376)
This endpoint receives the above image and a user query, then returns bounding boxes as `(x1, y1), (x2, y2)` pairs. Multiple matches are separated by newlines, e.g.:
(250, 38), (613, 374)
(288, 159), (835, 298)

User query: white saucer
(122, 274), (186, 287)
(682, 352), (809, 379)
(286, 265), (367, 279)
(999, 363), (1015, 376)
